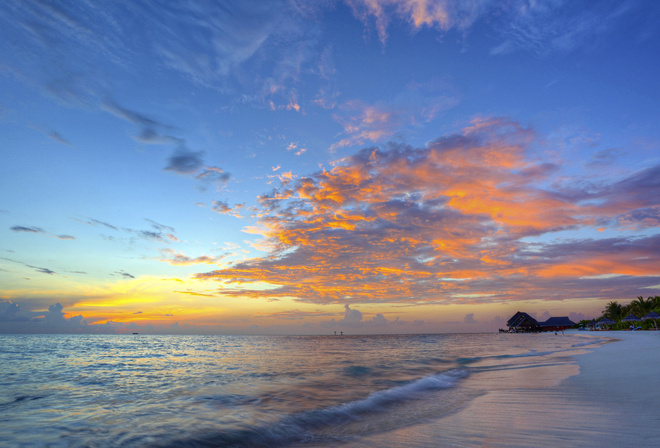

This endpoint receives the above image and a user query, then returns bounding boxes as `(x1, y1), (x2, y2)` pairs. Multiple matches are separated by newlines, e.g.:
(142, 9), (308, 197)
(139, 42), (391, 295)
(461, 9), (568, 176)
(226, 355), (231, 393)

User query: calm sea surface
(0, 333), (607, 447)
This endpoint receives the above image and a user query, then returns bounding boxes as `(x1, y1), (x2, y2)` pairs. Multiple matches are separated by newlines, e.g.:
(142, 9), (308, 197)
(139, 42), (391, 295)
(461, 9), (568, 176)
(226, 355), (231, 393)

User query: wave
(456, 351), (554, 365)
(457, 341), (598, 366)
(155, 369), (468, 448)
(570, 337), (613, 348)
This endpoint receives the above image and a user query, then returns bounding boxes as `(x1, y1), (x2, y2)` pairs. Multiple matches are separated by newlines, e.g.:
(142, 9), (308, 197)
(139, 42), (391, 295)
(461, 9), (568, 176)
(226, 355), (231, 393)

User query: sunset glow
(1, 1), (659, 334)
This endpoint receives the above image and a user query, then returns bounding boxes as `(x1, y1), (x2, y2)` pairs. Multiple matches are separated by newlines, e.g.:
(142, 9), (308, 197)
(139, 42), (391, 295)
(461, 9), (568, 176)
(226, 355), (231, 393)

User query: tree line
(579, 296), (660, 330)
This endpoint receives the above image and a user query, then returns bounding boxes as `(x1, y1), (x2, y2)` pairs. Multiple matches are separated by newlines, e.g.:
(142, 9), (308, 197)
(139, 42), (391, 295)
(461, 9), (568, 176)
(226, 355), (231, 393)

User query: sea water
(0, 333), (608, 447)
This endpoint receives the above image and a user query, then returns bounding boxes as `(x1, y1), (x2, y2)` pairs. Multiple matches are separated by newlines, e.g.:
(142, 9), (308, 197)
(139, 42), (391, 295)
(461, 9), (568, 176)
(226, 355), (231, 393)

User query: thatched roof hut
(642, 311), (660, 330)
(540, 316), (575, 332)
(506, 312), (541, 332)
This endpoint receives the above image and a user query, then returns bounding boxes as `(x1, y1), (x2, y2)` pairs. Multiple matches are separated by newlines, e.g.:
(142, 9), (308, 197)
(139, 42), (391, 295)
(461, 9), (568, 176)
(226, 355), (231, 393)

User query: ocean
(0, 333), (609, 447)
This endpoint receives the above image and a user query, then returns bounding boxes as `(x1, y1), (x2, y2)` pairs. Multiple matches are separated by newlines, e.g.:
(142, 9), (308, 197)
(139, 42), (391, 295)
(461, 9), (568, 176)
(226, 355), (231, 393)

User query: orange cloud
(195, 118), (660, 306)
(330, 102), (397, 151)
(346, 0), (472, 44)
(329, 82), (458, 151)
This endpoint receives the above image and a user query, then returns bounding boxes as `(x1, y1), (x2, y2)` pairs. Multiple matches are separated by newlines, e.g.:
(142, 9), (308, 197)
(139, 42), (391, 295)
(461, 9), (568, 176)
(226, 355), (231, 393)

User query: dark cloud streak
(102, 98), (231, 185)
(11, 226), (44, 233)
(2, 257), (58, 276)
(10, 225), (75, 240)
(48, 130), (72, 145)
(87, 218), (118, 230)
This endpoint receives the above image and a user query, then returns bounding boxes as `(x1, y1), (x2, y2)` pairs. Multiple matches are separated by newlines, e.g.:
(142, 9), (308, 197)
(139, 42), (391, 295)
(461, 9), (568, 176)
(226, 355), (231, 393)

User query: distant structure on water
(503, 311), (575, 333)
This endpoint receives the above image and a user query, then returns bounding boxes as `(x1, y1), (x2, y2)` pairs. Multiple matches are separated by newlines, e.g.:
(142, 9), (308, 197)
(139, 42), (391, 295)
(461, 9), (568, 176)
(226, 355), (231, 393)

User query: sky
(1, 0), (660, 334)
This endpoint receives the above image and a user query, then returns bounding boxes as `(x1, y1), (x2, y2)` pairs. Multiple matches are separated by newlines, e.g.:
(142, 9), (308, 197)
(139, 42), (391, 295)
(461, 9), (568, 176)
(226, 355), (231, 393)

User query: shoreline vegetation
(576, 295), (660, 331)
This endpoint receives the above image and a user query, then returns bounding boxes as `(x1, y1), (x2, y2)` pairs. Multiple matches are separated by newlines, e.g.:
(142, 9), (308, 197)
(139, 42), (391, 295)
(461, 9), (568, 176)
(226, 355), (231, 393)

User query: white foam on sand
(343, 331), (660, 448)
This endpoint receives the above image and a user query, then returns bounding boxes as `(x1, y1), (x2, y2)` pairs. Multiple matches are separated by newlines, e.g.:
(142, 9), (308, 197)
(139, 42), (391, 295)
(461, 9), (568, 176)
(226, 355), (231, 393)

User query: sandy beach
(345, 331), (660, 448)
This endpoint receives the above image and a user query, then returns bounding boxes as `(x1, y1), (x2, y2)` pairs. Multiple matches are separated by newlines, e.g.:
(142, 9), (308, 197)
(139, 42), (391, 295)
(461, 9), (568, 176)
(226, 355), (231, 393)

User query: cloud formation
(343, 304), (363, 323)
(103, 99), (231, 186)
(86, 218), (118, 230)
(0, 300), (32, 322)
(0, 301), (86, 333)
(256, 309), (338, 320)
(211, 201), (245, 218)
(159, 249), (225, 266)
(11, 226), (43, 233)
(11, 226), (75, 240)
(195, 117), (660, 306)
(346, 0), (640, 55)
(330, 81), (459, 151)
(1, 0), (645, 115)
(48, 130), (71, 145)
(1, 256), (58, 276)
(0, 0), (325, 113)
(103, 100), (178, 144)
(165, 149), (204, 174)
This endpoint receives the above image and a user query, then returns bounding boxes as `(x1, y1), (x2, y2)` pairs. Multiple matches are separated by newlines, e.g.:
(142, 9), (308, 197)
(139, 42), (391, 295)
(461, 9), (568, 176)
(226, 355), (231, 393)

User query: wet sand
(346, 331), (660, 447)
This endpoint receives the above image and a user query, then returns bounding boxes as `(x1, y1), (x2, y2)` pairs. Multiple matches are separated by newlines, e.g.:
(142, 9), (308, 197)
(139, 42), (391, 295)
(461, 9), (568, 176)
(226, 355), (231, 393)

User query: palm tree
(603, 301), (624, 321)
(630, 296), (654, 317)
(652, 296), (660, 312)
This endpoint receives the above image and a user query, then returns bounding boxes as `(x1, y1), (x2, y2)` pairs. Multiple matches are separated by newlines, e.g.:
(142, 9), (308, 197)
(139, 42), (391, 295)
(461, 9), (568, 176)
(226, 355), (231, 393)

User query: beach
(346, 331), (660, 448)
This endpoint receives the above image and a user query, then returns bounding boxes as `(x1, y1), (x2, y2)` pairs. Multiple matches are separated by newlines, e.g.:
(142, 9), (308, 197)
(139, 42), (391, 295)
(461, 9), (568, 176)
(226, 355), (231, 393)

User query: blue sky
(1, 0), (659, 334)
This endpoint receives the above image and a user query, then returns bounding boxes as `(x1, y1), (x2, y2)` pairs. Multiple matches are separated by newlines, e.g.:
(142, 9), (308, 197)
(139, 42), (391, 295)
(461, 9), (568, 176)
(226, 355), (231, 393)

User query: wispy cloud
(174, 290), (216, 297)
(47, 130), (71, 146)
(136, 0), (326, 108)
(10, 225), (75, 240)
(136, 230), (168, 243)
(286, 143), (307, 156)
(103, 99), (231, 187)
(1, 257), (57, 276)
(32, 266), (56, 275)
(330, 101), (399, 151)
(85, 218), (119, 230)
(0, 0), (339, 113)
(490, 1), (635, 55)
(211, 201), (245, 218)
(56, 235), (75, 240)
(256, 309), (339, 320)
(10, 226), (44, 234)
(330, 80), (459, 151)
(1, 0), (645, 117)
(346, 0), (461, 44)
(102, 100), (178, 144)
(196, 167), (231, 190)
(81, 217), (181, 245)
(195, 117), (660, 305)
(159, 249), (225, 266)
(345, 0), (639, 55)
